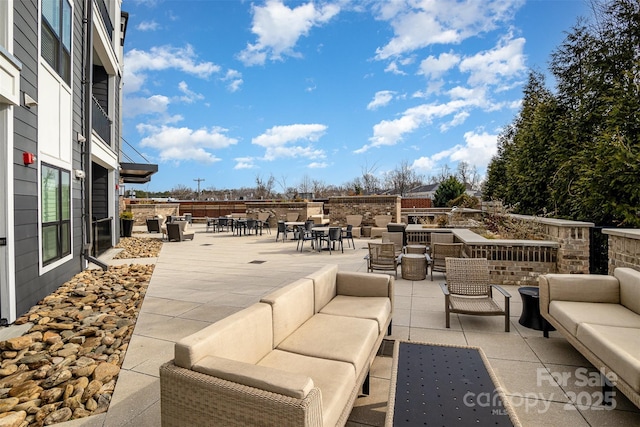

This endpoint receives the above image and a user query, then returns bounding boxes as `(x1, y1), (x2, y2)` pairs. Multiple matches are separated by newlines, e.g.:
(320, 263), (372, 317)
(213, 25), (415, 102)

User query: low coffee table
(385, 341), (520, 426)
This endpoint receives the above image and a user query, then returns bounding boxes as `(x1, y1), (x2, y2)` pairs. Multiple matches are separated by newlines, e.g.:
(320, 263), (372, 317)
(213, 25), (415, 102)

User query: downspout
(81, 0), (107, 270)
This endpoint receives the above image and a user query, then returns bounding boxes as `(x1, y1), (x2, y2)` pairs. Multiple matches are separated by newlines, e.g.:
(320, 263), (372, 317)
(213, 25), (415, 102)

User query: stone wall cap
(508, 214), (594, 227)
(603, 228), (640, 240)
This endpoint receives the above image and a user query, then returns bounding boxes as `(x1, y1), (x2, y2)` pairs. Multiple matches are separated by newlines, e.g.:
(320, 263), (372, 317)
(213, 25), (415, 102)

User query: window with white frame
(41, 0), (72, 85)
(41, 164), (71, 265)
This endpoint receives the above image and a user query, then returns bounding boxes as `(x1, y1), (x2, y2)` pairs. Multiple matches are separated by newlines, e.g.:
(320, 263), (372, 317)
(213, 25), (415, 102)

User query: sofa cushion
(319, 295), (391, 334)
(549, 301), (640, 336)
(261, 278), (315, 346)
(545, 274), (620, 303)
(336, 271), (393, 299)
(259, 349), (356, 427)
(306, 265), (338, 313)
(576, 324), (640, 393)
(277, 313), (378, 377)
(615, 268), (640, 315)
(174, 302), (273, 368)
(193, 355), (315, 399)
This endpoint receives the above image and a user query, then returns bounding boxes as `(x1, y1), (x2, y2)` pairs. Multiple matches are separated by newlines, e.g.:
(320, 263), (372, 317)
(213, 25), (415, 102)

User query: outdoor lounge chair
(430, 242), (463, 280)
(382, 231), (404, 256)
(166, 222), (194, 242)
(440, 257), (511, 332)
(367, 242), (398, 278)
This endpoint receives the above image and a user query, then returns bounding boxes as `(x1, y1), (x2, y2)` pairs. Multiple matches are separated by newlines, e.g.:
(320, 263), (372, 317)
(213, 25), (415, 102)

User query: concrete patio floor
(58, 223), (640, 427)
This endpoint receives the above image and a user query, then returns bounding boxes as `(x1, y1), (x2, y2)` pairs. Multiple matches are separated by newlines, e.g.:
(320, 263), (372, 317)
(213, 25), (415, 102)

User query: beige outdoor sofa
(160, 264), (394, 426)
(539, 267), (640, 409)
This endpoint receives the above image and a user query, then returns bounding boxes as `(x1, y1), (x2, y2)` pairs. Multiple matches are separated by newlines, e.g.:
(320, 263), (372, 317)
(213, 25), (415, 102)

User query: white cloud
(136, 20), (160, 31)
(374, 0), (523, 59)
(356, 99), (475, 153)
(234, 157), (257, 169)
(124, 44), (220, 93)
(177, 81), (204, 103)
(418, 51), (460, 79)
(411, 130), (498, 172)
(367, 90), (395, 110)
(222, 69), (243, 92)
(308, 162), (328, 168)
(137, 124), (238, 163)
(124, 95), (170, 118)
(384, 61), (406, 75)
(238, 0), (340, 66)
(459, 34), (527, 86)
(252, 124), (327, 161)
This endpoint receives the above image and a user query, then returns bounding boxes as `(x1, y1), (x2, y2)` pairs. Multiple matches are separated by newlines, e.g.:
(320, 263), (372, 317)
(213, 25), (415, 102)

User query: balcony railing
(92, 96), (112, 146)
(97, 0), (114, 41)
(92, 217), (113, 257)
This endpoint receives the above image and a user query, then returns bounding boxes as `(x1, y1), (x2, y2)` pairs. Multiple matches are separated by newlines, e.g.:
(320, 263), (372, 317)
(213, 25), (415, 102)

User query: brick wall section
(510, 215), (593, 274)
(401, 198), (432, 209)
(604, 229), (640, 273)
(327, 196), (401, 226)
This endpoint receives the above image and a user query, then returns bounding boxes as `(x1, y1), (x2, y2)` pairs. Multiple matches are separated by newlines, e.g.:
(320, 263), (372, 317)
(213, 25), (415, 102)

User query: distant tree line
(132, 160), (479, 206)
(483, 0), (640, 227)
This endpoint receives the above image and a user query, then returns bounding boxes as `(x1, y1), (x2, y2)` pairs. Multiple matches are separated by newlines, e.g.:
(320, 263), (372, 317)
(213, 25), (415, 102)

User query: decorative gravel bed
(113, 237), (163, 259)
(0, 264), (154, 426)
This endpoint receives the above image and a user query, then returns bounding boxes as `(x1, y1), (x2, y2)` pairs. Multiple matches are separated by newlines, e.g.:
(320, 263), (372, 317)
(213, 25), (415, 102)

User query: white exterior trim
(0, 0), (17, 322)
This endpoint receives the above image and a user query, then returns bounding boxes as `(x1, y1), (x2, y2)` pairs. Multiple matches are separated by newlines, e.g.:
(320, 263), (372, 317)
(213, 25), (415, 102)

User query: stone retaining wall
(127, 204), (180, 225)
(246, 202), (324, 228)
(510, 215), (593, 274)
(603, 229), (640, 273)
(326, 196), (401, 226)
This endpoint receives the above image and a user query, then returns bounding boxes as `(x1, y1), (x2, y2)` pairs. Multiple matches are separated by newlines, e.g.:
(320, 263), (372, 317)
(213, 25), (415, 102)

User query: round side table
(518, 286), (556, 331)
(402, 254), (426, 280)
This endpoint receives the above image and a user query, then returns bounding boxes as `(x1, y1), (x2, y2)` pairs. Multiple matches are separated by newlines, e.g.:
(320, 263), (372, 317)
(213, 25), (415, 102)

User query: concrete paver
(58, 224), (640, 426)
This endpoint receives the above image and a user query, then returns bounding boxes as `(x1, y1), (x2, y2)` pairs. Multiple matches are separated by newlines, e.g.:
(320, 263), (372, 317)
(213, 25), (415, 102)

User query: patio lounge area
(57, 223), (640, 427)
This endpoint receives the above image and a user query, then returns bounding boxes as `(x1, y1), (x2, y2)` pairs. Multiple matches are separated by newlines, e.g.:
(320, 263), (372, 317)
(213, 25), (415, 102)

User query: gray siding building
(0, 0), (126, 323)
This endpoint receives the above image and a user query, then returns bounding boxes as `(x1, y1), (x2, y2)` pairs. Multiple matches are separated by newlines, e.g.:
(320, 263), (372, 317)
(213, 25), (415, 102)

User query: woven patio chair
(382, 231), (404, 256)
(439, 257), (511, 332)
(430, 242), (463, 280)
(367, 242), (398, 278)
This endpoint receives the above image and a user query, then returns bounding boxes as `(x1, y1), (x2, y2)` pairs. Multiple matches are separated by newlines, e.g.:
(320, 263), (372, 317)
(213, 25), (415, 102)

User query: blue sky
(121, 0), (589, 193)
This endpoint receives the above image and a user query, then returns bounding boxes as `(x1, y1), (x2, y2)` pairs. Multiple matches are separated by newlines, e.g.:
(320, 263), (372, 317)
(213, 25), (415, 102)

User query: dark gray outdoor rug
(386, 341), (521, 426)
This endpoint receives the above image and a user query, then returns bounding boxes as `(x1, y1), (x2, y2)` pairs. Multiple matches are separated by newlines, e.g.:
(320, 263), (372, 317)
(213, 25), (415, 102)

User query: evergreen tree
(433, 176), (466, 207)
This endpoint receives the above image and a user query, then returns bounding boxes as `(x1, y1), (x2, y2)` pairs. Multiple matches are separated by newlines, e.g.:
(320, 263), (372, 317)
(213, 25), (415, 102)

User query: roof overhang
(119, 162), (158, 184)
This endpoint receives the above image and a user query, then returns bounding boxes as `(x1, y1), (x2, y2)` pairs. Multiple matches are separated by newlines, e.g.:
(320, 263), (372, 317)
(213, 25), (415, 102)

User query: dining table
(310, 226), (345, 252)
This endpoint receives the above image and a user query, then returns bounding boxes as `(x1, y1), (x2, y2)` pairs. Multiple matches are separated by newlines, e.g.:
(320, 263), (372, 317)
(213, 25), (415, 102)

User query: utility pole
(194, 178), (205, 200)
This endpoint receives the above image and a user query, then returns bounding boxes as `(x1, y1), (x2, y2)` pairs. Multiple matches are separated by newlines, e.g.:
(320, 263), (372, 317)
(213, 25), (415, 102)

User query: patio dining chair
(430, 242), (463, 280)
(367, 242), (398, 278)
(246, 219), (259, 235)
(320, 227), (343, 254)
(276, 221), (291, 242)
(439, 257), (511, 332)
(342, 224), (356, 249)
(296, 224), (315, 251)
